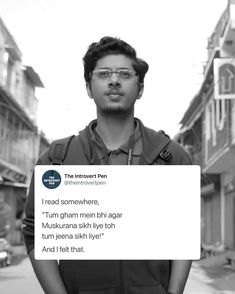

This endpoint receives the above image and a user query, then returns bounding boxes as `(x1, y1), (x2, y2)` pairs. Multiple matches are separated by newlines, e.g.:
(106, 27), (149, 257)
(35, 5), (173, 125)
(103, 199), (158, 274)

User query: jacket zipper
(119, 260), (125, 294)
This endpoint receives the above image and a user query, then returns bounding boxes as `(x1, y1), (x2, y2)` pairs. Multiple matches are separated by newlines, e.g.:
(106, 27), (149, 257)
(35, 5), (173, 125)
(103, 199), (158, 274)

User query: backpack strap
(158, 130), (172, 163)
(48, 135), (75, 165)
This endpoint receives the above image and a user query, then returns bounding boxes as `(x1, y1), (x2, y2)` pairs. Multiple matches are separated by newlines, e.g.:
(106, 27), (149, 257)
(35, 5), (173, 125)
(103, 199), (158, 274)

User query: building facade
(177, 0), (235, 254)
(0, 17), (47, 244)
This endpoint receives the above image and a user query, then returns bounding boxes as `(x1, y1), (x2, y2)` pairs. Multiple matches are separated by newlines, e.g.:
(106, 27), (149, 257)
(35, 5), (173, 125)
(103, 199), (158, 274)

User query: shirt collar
(89, 119), (142, 160)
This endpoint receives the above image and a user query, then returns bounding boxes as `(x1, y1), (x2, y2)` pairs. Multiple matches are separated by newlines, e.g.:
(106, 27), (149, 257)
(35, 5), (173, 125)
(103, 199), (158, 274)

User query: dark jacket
(22, 119), (192, 294)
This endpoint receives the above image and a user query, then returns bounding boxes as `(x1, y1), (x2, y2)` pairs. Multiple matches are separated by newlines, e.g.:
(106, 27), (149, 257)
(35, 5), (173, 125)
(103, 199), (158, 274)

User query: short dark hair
(83, 36), (149, 84)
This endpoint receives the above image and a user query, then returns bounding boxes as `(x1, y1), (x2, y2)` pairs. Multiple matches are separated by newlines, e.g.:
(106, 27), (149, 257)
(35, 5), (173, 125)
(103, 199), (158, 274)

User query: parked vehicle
(0, 238), (12, 267)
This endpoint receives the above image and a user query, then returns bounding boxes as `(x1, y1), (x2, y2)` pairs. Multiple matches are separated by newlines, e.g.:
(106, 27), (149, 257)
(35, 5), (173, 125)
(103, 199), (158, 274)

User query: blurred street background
(1, 246), (235, 294)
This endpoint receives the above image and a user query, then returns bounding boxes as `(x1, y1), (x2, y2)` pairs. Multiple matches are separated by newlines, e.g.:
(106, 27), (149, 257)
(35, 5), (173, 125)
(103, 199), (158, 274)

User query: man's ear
(86, 82), (93, 99)
(137, 83), (144, 100)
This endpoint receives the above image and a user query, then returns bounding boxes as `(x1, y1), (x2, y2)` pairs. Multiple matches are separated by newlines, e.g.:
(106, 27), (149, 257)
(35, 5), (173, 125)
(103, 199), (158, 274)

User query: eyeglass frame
(90, 68), (138, 79)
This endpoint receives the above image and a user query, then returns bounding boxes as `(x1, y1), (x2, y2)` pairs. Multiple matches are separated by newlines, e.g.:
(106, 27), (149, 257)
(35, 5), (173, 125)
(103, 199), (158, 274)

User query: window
(205, 104), (211, 141)
(209, 100), (216, 146)
(216, 99), (225, 130)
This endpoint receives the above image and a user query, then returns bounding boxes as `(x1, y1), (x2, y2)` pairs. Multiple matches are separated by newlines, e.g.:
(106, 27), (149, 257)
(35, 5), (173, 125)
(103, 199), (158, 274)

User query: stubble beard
(102, 106), (129, 115)
(94, 93), (137, 117)
(98, 104), (134, 117)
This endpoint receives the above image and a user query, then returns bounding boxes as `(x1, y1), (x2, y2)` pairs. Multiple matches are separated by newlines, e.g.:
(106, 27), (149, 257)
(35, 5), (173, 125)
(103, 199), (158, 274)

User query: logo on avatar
(42, 170), (61, 189)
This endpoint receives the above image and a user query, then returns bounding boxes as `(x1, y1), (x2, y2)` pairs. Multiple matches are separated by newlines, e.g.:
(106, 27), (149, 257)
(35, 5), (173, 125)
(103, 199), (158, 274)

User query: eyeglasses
(91, 68), (137, 79)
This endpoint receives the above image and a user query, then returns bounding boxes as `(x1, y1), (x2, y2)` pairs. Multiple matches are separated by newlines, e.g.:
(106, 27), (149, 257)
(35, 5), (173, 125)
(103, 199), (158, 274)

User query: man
(23, 36), (192, 294)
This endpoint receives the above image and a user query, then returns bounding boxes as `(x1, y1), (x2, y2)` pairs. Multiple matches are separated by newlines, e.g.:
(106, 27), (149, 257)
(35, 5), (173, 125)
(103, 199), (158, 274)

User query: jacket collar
(79, 118), (170, 165)
(89, 119), (142, 161)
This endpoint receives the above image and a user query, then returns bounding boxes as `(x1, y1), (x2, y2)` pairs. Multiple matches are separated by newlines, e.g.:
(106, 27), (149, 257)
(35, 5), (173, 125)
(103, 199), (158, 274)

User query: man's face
(86, 54), (143, 115)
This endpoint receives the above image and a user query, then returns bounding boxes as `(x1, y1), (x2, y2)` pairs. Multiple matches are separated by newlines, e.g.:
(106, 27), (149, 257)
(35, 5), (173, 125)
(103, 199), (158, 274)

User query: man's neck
(96, 113), (135, 150)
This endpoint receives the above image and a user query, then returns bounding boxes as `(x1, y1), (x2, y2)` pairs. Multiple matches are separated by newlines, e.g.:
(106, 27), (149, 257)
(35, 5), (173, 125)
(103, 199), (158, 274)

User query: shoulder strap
(48, 135), (75, 165)
(158, 131), (172, 163)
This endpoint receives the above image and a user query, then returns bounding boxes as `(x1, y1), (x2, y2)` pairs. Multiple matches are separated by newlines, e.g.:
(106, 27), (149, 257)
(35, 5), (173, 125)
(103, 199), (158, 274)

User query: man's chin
(100, 106), (132, 116)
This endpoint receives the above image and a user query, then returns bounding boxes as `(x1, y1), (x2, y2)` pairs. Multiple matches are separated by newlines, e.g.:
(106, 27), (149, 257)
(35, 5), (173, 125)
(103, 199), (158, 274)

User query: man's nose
(108, 72), (121, 87)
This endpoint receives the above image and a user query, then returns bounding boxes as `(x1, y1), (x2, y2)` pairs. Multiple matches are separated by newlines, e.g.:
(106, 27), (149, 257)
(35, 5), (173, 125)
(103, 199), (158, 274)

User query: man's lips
(105, 90), (124, 96)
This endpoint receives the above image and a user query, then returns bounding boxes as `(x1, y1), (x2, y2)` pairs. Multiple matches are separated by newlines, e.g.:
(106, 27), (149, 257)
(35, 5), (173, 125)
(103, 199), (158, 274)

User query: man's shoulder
(141, 123), (192, 165)
(37, 122), (95, 165)
(167, 139), (192, 165)
(38, 134), (81, 165)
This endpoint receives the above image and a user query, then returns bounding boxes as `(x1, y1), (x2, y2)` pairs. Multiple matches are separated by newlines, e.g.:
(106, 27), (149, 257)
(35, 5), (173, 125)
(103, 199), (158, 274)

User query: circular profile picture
(42, 170), (61, 189)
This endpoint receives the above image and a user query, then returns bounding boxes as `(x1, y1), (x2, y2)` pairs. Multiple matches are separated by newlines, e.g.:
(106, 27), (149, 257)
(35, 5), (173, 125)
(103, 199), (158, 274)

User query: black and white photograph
(0, 0), (235, 293)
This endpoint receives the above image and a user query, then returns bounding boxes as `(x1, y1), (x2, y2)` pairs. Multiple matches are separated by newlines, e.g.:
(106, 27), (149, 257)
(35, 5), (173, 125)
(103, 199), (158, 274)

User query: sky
(0, 0), (228, 140)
